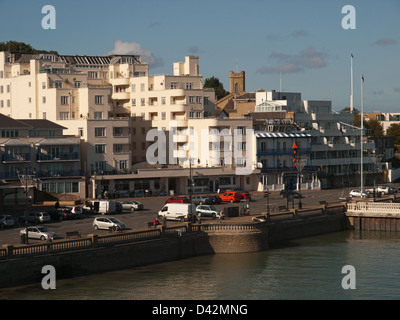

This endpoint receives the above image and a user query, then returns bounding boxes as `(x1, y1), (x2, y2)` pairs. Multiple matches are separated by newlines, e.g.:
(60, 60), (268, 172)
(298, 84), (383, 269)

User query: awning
(255, 132), (311, 138)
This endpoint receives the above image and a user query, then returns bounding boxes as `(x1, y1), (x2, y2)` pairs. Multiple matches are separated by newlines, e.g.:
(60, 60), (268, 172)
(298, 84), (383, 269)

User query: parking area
(0, 188), (354, 246)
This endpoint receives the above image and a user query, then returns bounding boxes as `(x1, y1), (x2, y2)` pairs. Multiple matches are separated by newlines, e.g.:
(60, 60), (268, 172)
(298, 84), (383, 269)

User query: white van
(83, 200), (117, 215)
(158, 203), (197, 221)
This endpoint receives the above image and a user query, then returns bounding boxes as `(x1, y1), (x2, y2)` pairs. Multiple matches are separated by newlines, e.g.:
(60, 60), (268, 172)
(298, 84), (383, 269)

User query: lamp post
(16, 166), (37, 205)
(296, 158), (307, 209)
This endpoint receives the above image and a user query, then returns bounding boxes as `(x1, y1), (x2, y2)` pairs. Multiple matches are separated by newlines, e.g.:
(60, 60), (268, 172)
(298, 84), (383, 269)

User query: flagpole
(350, 53), (354, 113)
(360, 74), (364, 195)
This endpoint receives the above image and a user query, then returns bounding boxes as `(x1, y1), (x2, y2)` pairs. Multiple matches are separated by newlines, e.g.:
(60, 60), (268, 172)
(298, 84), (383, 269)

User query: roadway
(0, 188), (354, 246)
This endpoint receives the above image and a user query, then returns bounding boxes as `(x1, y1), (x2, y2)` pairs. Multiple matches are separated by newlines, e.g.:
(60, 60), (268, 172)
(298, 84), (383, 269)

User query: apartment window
(141, 98), (145, 106)
(88, 71), (98, 79)
(140, 83), (145, 91)
(186, 82), (192, 89)
(161, 112), (166, 120)
(95, 161), (107, 172)
(95, 95), (103, 105)
(28, 82), (31, 87)
(78, 127), (84, 137)
(132, 127), (136, 135)
(189, 112), (194, 118)
(141, 142), (146, 150)
(55, 81), (62, 88)
(112, 127), (122, 136)
(204, 97), (209, 105)
(74, 81), (81, 88)
(28, 97), (31, 103)
(131, 98), (136, 106)
(131, 84), (136, 92)
(114, 144), (123, 153)
(7, 100), (10, 107)
(42, 112), (46, 119)
(42, 96), (46, 104)
(0, 101), (3, 108)
(141, 127), (145, 134)
(0, 86), (3, 93)
(94, 112), (103, 119)
(237, 142), (246, 150)
(132, 142), (136, 150)
(196, 111), (201, 118)
(95, 144), (106, 154)
(237, 126), (246, 134)
(161, 97), (166, 105)
(189, 96), (195, 104)
(61, 96), (69, 105)
(60, 112), (69, 120)
(119, 160), (127, 170)
(0, 71), (3, 78)
(42, 82), (46, 89)
(196, 96), (202, 104)
(95, 127), (106, 137)
(170, 82), (177, 89)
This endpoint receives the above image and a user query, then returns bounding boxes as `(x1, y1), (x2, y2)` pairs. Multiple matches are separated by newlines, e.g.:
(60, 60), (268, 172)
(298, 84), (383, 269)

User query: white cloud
(107, 40), (163, 68)
(257, 47), (328, 74)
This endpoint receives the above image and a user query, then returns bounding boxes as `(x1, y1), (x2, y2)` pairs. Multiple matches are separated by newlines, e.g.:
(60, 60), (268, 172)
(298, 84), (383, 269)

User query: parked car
(207, 195), (222, 204)
(0, 215), (14, 228)
(349, 189), (369, 198)
(93, 217), (126, 231)
(19, 227), (57, 241)
(121, 200), (144, 211)
(238, 191), (251, 201)
(280, 190), (303, 199)
(191, 195), (213, 205)
(47, 208), (74, 221)
(165, 196), (190, 204)
(377, 185), (397, 195)
(196, 205), (224, 219)
(66, 206), (83, 217)
(220, 192), (242, 203)
(18, 211), (50, 224)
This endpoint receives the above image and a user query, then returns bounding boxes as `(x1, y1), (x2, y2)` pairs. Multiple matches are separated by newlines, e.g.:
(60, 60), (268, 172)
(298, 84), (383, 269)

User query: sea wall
(0, 208), (348, 288)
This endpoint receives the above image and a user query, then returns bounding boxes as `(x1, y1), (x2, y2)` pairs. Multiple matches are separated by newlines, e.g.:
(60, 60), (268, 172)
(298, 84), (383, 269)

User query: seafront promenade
(0, 199), (347, 288)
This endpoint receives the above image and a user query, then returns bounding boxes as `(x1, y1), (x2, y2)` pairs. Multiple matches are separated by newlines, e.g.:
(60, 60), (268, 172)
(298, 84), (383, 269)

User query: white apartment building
(1, 51), (263, 197)
(254, 90), (376, 189)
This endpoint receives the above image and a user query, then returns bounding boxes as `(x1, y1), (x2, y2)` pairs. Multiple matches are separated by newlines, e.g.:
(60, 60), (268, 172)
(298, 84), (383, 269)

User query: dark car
(47, 208), (74, 221)
(280, 190), (303, 198)
(207, 195), (222, 204)
(165, 196), (190, 204)
(191, 196), (213, 205)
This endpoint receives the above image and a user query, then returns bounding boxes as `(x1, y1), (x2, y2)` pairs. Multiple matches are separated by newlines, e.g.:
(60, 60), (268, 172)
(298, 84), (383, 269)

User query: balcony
(2, 153), (30, 163)
(112, 91), (130, 100)
(37, 152), (80, 162)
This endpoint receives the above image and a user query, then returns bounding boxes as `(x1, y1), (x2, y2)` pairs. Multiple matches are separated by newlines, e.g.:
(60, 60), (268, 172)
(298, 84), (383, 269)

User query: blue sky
(1, 0), (399, 112)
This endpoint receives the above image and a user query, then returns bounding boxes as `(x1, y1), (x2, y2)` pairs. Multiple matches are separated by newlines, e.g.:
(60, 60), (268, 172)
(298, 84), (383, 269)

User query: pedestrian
(47, 234), (53, 250)
(55, 200), (60, 209)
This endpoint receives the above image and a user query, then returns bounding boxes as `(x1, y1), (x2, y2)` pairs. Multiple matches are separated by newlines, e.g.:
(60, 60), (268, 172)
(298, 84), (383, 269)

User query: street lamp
(16, 166), (37, 205)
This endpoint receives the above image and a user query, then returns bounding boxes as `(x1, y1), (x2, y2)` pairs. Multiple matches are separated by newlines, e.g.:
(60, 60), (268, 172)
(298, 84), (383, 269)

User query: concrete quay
(0, 204), (348, 288)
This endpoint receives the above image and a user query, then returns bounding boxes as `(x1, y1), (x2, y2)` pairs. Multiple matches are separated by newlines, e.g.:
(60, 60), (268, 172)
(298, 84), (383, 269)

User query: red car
(165, 196), (190, 204)
(220, 192), (242, 203)
(238, 192), (251, 201)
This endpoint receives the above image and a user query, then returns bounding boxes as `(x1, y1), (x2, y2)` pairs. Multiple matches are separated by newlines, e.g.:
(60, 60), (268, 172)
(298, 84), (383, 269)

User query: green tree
(204, 76), (229, 100)
(387, 123), (400, 145)
(365, 119), (384, 137)
(0, 41), (58, 55)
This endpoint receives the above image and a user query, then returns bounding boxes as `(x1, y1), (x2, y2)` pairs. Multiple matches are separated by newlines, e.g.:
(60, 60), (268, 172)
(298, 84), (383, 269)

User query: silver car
(121, 200), (143, 211)
(93, 217), (126, 230)
(19, 227), (57, 241)
(0, 215), (14, 228)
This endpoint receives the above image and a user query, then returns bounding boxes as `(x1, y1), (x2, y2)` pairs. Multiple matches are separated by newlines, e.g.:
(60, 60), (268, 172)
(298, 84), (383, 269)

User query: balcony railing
(37, 152), (80, 161)
(2, 153), (30, 162)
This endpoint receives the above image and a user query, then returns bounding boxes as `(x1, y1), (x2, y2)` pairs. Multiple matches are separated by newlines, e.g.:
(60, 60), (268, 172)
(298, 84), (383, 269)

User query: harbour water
(2, 230), (400, 300)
